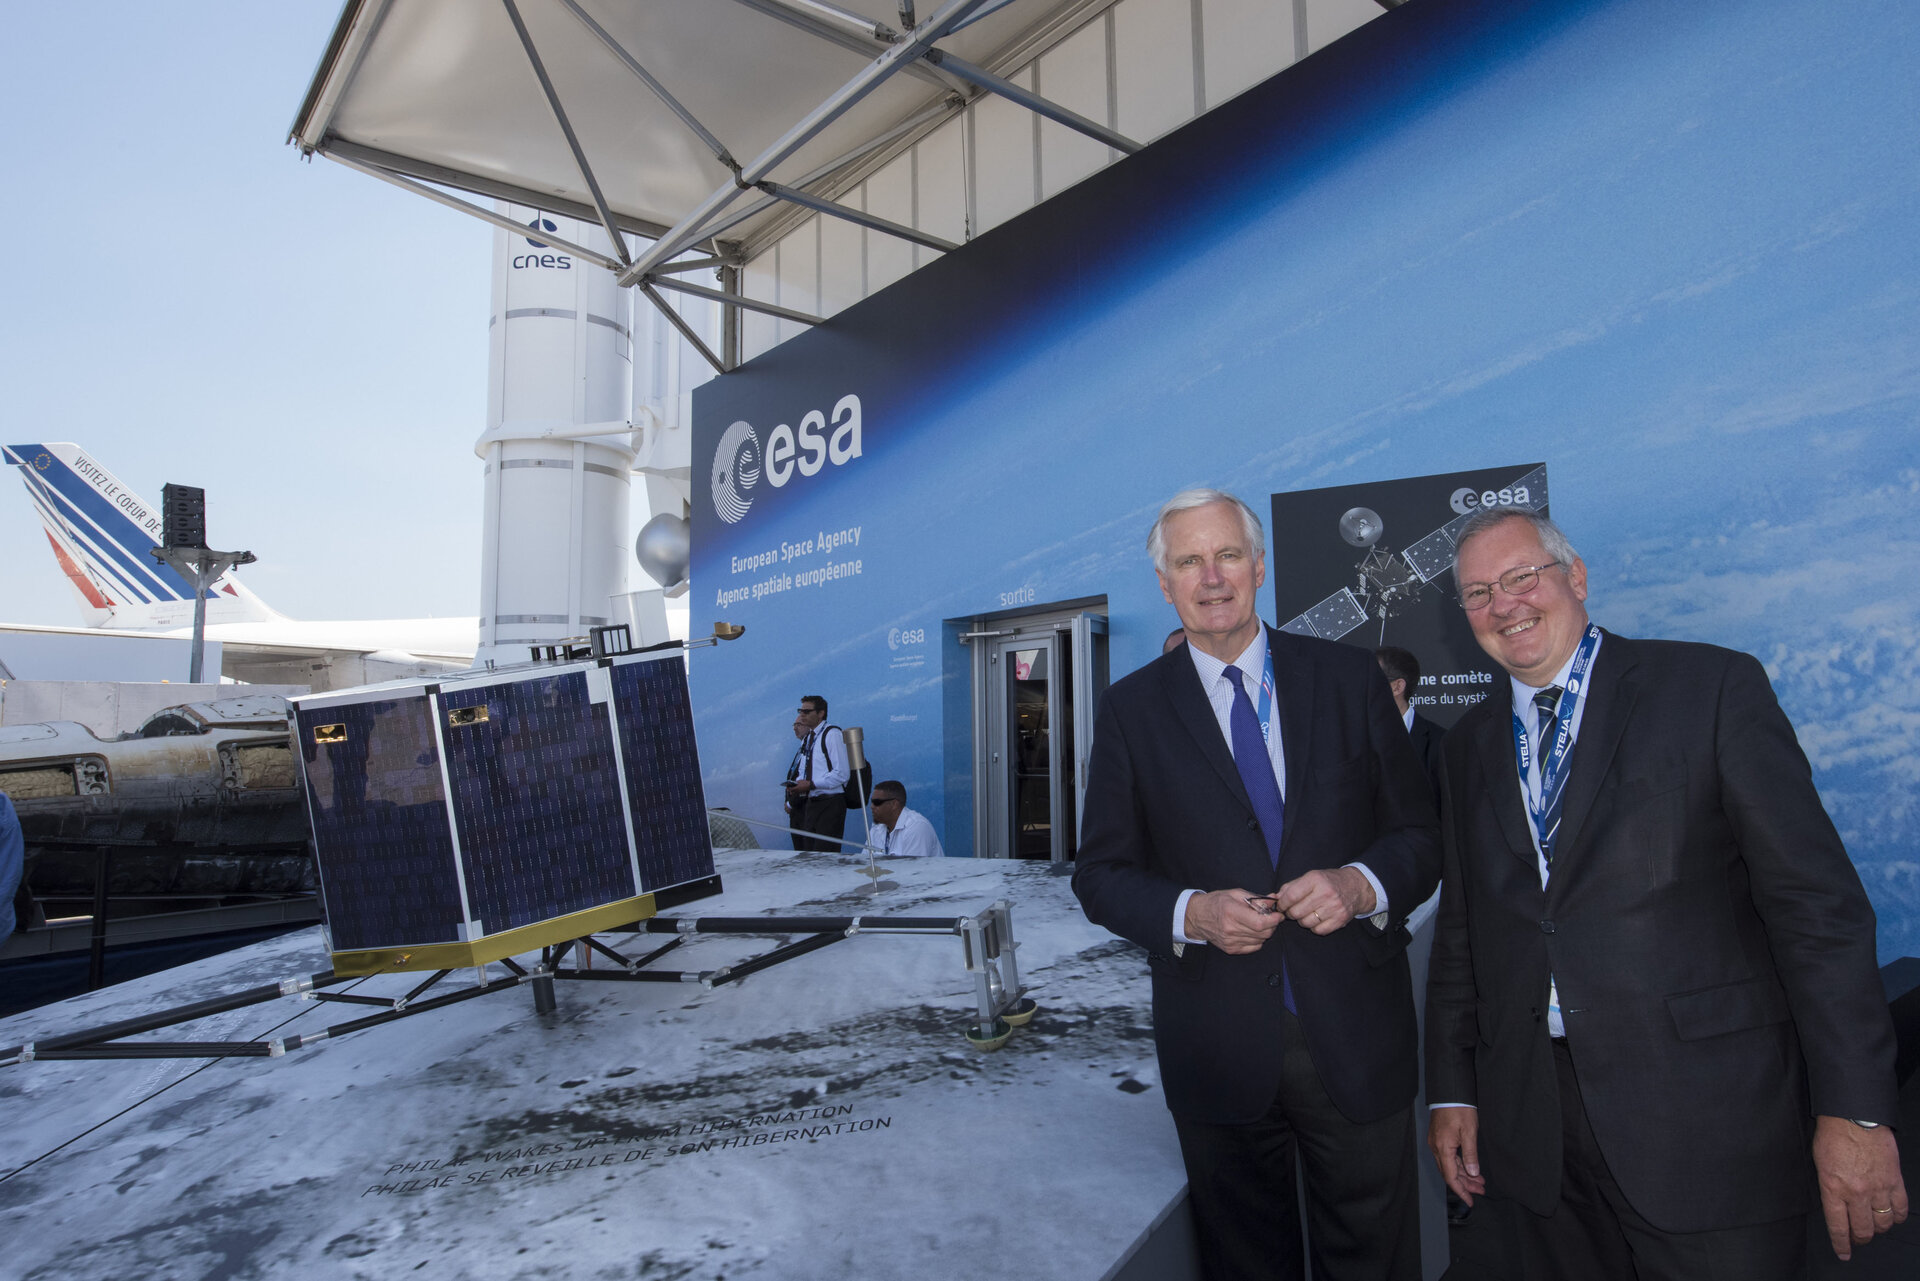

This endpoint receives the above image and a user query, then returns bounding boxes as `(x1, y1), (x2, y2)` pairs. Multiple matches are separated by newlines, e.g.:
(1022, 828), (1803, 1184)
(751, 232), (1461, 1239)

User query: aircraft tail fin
(3, 442), (281, 630)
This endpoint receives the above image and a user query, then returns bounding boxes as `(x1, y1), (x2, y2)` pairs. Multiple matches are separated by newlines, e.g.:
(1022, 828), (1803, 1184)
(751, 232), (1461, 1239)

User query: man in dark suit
(1425, 507), (1906, 1279)
(1375, 645), (1445, 798)
(1074, 489), (1440, 1280)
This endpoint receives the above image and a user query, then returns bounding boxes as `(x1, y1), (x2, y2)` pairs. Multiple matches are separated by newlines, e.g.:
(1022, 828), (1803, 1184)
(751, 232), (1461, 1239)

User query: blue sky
(0, 4), (491, 626)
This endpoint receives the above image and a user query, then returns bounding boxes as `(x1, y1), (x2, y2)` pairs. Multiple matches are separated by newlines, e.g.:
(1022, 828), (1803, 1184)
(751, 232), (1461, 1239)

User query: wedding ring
(1873, 1207), (1894, 1215)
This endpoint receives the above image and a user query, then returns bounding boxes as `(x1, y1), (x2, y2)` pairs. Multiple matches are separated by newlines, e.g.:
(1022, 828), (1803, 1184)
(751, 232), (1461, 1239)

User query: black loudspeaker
(161, 483), (207, 549)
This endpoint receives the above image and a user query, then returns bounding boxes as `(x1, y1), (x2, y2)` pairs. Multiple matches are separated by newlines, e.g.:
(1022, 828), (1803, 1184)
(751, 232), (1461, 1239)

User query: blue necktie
(1533, 685), (1566, 865)
(1223, 665), (1285, 867)
(1224, 663), (1294, 1014)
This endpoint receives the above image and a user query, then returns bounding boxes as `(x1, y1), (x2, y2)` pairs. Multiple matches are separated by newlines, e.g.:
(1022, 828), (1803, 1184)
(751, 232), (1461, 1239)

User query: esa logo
(887, 626), (926, 651)
(1451, 483), (1535, 516)
(514, 216), (572, 270)
(709, 394), (864, 525)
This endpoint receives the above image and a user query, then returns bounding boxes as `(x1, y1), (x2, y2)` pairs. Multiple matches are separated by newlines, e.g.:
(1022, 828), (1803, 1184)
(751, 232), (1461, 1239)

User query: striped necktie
(1533, 685), (1566, 863)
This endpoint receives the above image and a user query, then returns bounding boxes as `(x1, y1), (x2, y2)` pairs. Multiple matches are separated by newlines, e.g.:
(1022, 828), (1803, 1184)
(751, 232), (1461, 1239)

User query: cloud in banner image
(1595, 475), (1920, 960)
(687, 0), (1919, 953)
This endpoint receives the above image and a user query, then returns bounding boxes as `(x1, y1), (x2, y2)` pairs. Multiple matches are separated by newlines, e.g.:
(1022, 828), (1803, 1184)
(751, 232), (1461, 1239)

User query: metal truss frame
(295, 0), (1147, 370)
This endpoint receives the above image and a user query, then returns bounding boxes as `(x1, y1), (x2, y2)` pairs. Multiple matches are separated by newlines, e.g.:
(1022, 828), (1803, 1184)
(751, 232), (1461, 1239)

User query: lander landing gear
(1, 900), (1039, 1064)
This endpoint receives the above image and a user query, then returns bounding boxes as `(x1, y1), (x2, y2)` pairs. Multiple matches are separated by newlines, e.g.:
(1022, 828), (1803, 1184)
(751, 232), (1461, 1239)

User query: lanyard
(1256, 644), (1276, 746)
(1509, 623), (1601, 855)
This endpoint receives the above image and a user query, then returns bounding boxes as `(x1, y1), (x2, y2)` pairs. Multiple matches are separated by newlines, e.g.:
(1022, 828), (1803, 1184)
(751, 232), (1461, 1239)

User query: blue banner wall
(692, 0), (1920, 961)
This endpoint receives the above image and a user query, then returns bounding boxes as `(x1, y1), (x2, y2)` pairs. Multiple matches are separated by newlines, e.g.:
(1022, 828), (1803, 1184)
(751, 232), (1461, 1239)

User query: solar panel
(291, 651), (719, 973)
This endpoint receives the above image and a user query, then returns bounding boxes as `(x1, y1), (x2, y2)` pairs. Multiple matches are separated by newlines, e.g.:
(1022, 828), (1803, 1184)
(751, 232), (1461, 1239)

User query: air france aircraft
(3, 442), (475, 690)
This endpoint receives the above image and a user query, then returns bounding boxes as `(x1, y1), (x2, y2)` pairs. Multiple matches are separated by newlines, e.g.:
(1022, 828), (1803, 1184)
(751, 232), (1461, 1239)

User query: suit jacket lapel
(1551, 631), (1637, 867)
(1470, 701), (1538, 871)
(1268, 628), (1314, 866)
(1162, 649), (1250, 811)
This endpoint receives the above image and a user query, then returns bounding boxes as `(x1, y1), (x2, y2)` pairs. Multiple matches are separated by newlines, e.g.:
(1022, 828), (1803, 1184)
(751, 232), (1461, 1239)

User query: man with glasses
(1425, 506), (1904, 1279)
(784, 695), (847, 852)
(865, 780), (943, 859)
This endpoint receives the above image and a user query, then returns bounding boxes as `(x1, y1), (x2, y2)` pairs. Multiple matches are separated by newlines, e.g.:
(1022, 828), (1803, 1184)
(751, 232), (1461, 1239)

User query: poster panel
(1269, 464), (1546, 727)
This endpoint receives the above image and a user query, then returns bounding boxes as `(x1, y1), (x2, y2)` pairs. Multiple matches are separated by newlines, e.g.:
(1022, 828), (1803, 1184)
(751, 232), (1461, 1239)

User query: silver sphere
(636, 512), (691, 588)
(1338, 506), (1385, 548)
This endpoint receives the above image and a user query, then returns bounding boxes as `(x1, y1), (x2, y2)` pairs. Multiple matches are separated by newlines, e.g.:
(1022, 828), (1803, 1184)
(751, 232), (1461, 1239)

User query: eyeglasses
(872, 796), (903, 808)
(1457, 562), (1562, 610)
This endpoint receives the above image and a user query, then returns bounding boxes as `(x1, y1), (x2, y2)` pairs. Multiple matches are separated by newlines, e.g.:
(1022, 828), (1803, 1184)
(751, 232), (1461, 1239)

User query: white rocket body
(475, 206), (651, 665)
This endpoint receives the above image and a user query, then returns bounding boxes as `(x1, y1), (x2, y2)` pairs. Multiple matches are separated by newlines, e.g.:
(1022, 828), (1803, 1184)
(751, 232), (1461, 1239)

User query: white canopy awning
(291, 0), (1396, 369)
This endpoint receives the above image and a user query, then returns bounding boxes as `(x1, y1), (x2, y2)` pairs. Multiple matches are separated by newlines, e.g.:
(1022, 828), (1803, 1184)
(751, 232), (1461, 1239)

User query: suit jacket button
(1540, 920), (1556, 934)
(1267, 974), (1281, 987)
(1246, 818), (1259, 830)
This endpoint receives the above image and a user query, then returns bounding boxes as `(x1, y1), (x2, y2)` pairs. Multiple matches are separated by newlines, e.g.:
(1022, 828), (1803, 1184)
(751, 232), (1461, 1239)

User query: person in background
(785, 695), (848, 852)
(1163, 626), (1188, 655)
(1374, 645), (1444, 797)
(866, 780), (944, 858)
(1426, 507), (1904, 1278)
(0, 790), (23, 945)
(783, 716), (810, 848)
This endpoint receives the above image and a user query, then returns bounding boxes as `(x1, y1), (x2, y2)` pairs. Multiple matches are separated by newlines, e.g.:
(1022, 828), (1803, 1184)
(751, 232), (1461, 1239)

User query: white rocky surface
(0, 850), (1182, 1279)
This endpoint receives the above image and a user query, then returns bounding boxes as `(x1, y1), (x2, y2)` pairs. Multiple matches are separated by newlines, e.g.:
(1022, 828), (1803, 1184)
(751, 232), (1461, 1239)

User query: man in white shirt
(785, 695), (848, 852)
(866, 781), (944, 858)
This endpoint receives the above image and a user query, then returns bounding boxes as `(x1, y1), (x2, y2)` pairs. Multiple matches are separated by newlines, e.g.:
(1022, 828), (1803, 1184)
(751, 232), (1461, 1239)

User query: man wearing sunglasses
(1425, 506), (1904, 1279)
(785, 695), (848, 852)
(866, 781), (943, 859)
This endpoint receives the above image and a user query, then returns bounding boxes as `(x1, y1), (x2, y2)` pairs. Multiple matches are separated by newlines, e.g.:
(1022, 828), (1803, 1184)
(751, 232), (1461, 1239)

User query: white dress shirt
(1433, 632), (1602, 1112)
(1401, 703), (1441, 938)
(1172, 631), (1388, 945)
(801, 725), (848, 796)
(1511, 632), (1600, 1039)
(868, 806), (944, 858)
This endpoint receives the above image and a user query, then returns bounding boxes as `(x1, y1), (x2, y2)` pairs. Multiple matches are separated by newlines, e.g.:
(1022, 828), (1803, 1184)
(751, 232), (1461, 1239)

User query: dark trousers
(793, 795), (848, 852)
(1473, 1039), (1807, 1281)
(1172, 1006), (1420, 1281)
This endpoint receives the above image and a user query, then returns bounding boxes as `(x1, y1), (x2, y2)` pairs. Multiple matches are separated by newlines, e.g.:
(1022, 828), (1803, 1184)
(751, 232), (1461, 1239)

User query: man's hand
(788, 779), (814, 796)
(1428, 1106), (1486, 1206)
(1271, 867), (1376, 935)
(1183, 889), (1285, 955)
(1813, 1115), (1908, 1260)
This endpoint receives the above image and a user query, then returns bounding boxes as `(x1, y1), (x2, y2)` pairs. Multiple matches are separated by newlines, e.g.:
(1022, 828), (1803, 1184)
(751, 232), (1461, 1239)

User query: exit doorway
(963, 599), (1108, 862)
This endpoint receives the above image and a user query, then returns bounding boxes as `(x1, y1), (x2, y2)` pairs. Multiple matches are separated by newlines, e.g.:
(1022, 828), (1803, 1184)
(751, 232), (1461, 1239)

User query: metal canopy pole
(500, 0), (633, 266)
(649, 256), (728, 275)
(639, 283), (728, 375)
(290, 0), (396, 149)
(720, 266), (741, 367)
(323, 152), (625, 270)
(693, 95), (965, 248)
(618, 0), (994, 287)
(555, 0), (741, 175)
(757, 180), (959, 252)
(320, 140), (679, 242)
(927, 50), (1140, 153)
(727, 0), (966, 93)
(646, 275), (824, 327)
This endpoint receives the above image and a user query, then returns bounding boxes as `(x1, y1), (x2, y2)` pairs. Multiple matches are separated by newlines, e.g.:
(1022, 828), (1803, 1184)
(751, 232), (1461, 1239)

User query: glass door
(970, 607), (1107, 861)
